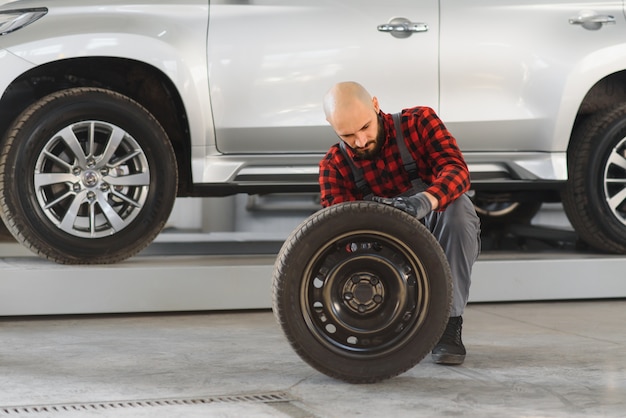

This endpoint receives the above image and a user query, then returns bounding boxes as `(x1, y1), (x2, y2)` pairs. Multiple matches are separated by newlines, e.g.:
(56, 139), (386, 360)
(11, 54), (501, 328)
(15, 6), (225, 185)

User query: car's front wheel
(562, 103), (626, 254)
(0, 87), (178, 264)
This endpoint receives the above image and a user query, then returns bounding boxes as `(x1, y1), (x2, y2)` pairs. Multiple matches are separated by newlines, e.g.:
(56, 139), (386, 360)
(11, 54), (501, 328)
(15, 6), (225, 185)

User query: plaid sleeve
(404, 107), (470, 210)
(319, 145), (362, 207)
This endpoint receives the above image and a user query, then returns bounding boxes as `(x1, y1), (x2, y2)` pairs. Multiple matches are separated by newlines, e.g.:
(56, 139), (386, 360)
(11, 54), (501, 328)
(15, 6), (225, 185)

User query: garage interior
(0, 196), (625, 417)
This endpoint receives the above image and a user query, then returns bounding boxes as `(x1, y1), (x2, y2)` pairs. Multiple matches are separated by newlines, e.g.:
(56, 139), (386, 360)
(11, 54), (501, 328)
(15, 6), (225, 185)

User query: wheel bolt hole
(373, 295), (383, 304)
(343, 292), (354, 301)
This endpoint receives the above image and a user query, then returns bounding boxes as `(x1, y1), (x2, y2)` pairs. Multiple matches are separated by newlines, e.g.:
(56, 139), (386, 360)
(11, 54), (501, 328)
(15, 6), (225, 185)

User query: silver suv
(0, 0), (625, 264)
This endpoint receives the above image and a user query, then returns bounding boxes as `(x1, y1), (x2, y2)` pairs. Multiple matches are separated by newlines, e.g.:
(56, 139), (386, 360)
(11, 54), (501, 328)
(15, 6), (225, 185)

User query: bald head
(323, 81), (378, 126)
(323, 82), (383, 158)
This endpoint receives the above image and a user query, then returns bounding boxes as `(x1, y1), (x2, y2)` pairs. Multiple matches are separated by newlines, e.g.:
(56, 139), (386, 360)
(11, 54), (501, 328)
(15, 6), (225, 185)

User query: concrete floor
(0, 300), (624, 417)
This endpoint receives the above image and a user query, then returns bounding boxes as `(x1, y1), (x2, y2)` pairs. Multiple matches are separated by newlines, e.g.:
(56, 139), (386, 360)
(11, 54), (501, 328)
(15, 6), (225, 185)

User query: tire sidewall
(584, 114), (626, 240)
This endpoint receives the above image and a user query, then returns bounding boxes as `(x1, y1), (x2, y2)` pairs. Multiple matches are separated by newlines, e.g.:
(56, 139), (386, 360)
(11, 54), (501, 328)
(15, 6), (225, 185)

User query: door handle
(569, 13), (615, 30)
(377, 17), (428, 38)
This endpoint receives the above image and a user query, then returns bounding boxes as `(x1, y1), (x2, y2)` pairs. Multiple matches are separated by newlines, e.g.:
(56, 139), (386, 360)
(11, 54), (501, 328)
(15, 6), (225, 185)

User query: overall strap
(338, 140), (372, 198)
(392, 111), (428, 193)
(392, 112), (418, 180)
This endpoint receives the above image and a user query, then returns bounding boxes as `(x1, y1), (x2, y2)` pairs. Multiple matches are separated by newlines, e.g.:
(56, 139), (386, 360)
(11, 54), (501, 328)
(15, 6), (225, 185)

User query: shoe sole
(432, 353), (465, 365)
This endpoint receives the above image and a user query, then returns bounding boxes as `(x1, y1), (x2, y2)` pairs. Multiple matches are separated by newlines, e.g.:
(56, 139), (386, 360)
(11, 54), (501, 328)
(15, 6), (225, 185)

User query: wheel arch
(554, 43), (626, 155)
(0, 57), (194, 195)
(568, 70), (626, 156)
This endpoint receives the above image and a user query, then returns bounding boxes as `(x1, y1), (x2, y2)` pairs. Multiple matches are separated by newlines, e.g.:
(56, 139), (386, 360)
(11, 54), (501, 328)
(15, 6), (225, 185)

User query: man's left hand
(372, 192), (433, 219)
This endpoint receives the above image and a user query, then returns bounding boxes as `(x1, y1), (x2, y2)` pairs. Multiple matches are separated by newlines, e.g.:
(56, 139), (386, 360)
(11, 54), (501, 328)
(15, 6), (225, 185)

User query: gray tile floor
(1, 300), (625, 418)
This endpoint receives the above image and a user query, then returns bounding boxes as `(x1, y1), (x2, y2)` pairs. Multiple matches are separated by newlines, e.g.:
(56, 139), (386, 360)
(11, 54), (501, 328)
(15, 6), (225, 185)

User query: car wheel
(471, 192), (542, 229)
(0, 87), (177, 264)
(562, 103), (626, 254)
(272, 201), (452, 383)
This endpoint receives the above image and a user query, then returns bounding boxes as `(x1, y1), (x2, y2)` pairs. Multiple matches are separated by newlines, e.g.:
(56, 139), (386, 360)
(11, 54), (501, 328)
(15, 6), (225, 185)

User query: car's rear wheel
(562, 103), (626, 254)
(272, 201), (452, 383)
(0, 87), (178, 264)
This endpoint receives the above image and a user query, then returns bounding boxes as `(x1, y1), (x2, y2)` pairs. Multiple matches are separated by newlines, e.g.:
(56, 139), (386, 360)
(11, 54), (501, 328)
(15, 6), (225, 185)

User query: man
(319, 81), (481, 365)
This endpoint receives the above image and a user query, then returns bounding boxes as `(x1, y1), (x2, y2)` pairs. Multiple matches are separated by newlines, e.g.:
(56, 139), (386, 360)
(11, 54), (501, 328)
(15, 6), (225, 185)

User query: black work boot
(432, 316), (466, 365)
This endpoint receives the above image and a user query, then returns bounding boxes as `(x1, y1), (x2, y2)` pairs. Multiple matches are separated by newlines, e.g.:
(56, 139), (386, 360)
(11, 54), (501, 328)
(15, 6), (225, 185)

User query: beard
(353, 115), (385, 160)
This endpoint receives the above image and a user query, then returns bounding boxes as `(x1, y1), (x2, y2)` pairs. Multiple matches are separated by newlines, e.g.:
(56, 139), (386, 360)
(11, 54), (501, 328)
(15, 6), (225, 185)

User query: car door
(207, 0), (439, 154)
(439, 0), (625, 153)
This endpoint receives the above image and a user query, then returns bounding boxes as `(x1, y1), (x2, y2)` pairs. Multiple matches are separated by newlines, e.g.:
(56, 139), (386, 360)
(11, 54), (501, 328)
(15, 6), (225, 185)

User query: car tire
(272, 201), (452, 383)
(562, 103), (626, 254)
(0, 87), (178, 264)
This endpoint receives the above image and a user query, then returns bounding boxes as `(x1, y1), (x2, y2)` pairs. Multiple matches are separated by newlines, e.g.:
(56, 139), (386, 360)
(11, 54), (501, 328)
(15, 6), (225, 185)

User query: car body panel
(0, 0), (214, 182)
(440, 0), (626, 153)
(207, 0), (439, 154)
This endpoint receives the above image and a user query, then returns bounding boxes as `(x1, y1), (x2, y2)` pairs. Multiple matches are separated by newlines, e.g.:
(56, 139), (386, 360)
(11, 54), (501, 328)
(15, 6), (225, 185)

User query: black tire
(272, 201), (452, 383)
(562, 103), (626, 254)
(0, 219), (14, 242)
(0, 87), (177, 264)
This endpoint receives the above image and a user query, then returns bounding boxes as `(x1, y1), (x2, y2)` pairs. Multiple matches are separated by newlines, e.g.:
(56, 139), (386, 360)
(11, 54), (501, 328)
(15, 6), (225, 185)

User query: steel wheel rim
(300, 229), (430, 358)
(603, 135), (626, 226)
(34, 120), (150, 238)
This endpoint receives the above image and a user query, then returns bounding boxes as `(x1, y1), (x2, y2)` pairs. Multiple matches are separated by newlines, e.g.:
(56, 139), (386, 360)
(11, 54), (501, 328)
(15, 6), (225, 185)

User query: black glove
(372, 193), (433, 219)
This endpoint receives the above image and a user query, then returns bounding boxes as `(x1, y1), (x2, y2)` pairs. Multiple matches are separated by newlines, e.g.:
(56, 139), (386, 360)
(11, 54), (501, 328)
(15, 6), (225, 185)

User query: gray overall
(339, 113), (481, 317)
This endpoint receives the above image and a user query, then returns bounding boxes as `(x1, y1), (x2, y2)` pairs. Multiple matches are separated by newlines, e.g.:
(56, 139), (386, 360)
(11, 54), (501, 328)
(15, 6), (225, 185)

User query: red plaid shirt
(319, 106), (470, 210)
